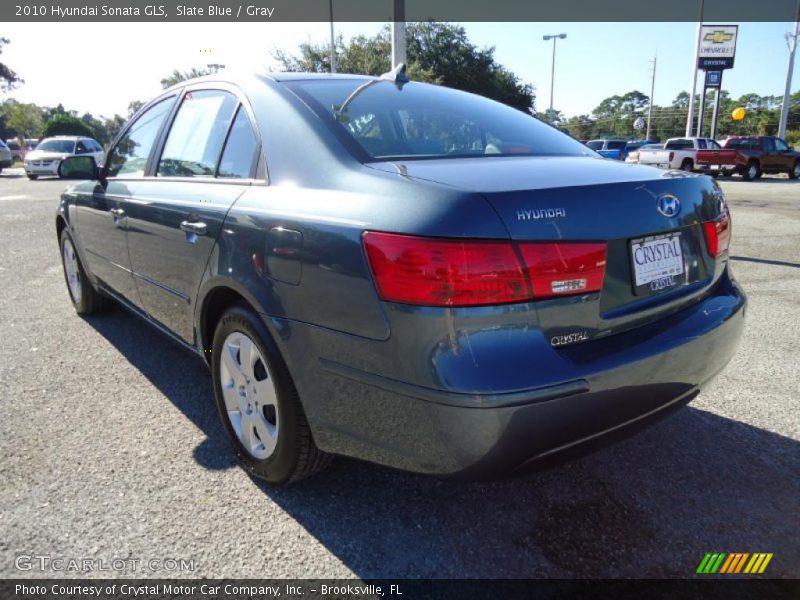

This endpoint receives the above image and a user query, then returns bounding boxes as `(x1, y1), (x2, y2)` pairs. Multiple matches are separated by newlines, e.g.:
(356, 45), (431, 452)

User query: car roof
(261, 72), (375, 82)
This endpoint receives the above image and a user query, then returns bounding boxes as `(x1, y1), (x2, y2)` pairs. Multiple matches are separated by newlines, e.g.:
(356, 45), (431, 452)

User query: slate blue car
(56, 68), (745, 484)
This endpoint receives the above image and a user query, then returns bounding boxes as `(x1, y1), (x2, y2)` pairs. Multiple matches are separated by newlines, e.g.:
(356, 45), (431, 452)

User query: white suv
(24, 136), (105, 180)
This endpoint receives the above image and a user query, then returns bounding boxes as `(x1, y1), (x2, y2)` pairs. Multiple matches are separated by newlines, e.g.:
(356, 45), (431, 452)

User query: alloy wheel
(62, 238), (82, 305)
(219, 331), (279, 460)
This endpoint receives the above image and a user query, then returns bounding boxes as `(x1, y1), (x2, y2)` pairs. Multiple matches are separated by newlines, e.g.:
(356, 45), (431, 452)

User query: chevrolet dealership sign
(698, 24), (739, 69)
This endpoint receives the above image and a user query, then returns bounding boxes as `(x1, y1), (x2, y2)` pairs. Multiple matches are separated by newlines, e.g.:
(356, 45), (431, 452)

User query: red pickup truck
(695, 136), (800, 180)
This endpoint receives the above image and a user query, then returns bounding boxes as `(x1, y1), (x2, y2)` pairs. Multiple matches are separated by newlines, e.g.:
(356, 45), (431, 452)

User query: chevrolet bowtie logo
(704, 30), (734, 44)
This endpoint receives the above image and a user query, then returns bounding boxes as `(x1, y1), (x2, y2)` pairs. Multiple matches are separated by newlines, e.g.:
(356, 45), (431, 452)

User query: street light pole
(647, 54), (657, 140)
(543, 33), (567, 115)
(391, 0), (406, 68)
(779, 3), (800, 138)
(329, 0), (337, 73)
(685, 0), (705, 137)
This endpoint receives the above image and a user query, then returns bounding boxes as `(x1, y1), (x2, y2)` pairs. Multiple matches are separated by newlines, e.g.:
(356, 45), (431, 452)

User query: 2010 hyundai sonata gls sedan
(56, 68), (745, 484)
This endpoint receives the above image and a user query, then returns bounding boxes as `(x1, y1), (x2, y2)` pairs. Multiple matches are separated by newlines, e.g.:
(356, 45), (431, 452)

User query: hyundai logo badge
(657, 194), (681, 218)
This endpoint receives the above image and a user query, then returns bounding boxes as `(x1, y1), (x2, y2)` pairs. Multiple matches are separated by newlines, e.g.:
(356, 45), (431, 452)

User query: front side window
(289, 80), (592, 160)
(697, 139), (707, 149)
(607, 141), (626, 150)
(158, 90), (238, 177)
(775, 138), (790, 152)
(585, 140), (604, 150)
(76, 141), (89, 154)
(708, 140), (721, 150)
(218, 107), (259, 179)
(107, 97), (174, 177)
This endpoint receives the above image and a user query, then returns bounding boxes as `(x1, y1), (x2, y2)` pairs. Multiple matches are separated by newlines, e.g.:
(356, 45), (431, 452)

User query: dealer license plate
(630, 232), (685, 294)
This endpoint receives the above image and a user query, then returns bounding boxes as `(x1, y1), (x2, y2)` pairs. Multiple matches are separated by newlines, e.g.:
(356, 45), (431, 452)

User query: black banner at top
(3, 0), (800, 22)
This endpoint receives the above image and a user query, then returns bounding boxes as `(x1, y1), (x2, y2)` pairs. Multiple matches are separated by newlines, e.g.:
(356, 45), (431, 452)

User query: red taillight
(363, 232), (607, 307)
(518, 242), (608, 297)
(362, 232), (528, 306)
(669, 151), (675, 161)
(703, 212), (731, 257)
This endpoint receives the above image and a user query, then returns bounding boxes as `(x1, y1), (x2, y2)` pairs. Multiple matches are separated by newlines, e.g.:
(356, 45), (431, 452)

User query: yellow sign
(732, 107), (746, 121)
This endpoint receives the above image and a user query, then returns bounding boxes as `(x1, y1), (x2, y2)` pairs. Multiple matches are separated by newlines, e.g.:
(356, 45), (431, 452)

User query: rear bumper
(280, 270), (746, 477)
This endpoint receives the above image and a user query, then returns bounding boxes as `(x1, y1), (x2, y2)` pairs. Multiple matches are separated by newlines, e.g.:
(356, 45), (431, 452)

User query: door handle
(109, 208), (125, 217)
(180, 220), (208, 235)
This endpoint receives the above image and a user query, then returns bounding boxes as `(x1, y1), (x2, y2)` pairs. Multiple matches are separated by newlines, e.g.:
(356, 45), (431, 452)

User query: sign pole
(697, 83), (707, 137)
(710, 70), (723, 140)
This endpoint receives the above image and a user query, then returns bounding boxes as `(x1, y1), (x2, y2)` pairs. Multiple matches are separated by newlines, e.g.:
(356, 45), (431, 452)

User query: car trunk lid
(368, 156), (728, 342)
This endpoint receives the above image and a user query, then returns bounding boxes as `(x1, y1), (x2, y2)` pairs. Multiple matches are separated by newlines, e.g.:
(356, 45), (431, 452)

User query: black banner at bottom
(2, 579), (798, 600)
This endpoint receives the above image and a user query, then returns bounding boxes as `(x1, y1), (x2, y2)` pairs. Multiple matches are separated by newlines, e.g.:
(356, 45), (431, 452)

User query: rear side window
(218, 107), (259, 179)
(697, 139), (707, 149)
(586, 140), (604, 150)
(108, 97), (174, 177)
(158, 90), (238, 177)
(763, 138), (776, 153)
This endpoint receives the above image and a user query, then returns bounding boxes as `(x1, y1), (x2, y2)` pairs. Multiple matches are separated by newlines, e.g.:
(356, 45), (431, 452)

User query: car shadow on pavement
(86, 307), (800, 579)
(731, 255), (800, 269)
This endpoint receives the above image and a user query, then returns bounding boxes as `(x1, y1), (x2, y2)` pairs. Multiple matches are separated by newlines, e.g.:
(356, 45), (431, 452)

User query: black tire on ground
(790, 162), (800, 180)
(27, 174), (38, 180)
(59, 229), (107, 315)
(742, 161), (760, 181)
(680, 158), (694, 171)
(211, 304), (332, 484)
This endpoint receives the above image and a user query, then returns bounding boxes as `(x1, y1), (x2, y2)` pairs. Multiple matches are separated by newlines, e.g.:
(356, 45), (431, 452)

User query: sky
(2, 21), (798, 119)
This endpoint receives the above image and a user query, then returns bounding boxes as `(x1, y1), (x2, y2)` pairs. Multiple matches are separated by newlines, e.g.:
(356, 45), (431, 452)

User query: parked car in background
(7, 139), (40, 162)
(636, 137), (720, 171)
(625, 142), (663, 164)
(696, 135), (800, 180)
(55, 70), (744, 484)
(585, 138), (629, 160)
(24, 136), (104, 180)
(0, 141), (13, 172)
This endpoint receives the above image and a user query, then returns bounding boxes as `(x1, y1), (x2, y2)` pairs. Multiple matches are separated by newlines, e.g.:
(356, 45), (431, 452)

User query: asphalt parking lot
(0, 167), (797, 579)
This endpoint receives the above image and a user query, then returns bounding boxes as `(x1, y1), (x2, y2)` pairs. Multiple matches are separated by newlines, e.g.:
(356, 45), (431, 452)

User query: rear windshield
(665, 139), (694, 150)
(36, 139), (76, 153)
(287, 80), (593, 161)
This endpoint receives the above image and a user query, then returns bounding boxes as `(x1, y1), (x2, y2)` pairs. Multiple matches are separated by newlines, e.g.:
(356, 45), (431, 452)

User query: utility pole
(647, 54), (657, 140)
(543, 33), (567, 114)
(685, 0), (705, 137)
(779, 2), (800, 138)
(391, 0), (406, 68)
(329, 0), (337, 73)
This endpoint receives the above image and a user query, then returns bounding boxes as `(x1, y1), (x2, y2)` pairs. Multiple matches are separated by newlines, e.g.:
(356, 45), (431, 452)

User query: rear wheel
(742, 161), (760, 181)
(789, 162), (800, 180)
(27, 174), (38, 180)
(680, 158), (694, 172)
(59, 229), (107, 315)
(211, 305), (332, 484)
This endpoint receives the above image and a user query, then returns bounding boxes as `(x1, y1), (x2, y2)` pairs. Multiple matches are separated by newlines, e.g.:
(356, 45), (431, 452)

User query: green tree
(0, 38), (23, 92)
(273, 22), (535, 112)
(42, 114), (94, 138)
(4, 100), (43, 138)
(160, 67), (213, 89)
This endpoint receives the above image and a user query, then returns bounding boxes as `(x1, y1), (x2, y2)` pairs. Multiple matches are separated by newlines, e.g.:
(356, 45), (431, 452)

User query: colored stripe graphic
(744, 553), (773, 574)
(697, 553), (727, 573)
(719, 553), (750, 573)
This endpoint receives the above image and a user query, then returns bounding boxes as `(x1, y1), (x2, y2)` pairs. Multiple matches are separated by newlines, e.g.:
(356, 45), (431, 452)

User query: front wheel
(789, 162), (800, 180)
(211, 305), (332, 484)
(59, 229), (107, 315)
(27, 174), (38, 180)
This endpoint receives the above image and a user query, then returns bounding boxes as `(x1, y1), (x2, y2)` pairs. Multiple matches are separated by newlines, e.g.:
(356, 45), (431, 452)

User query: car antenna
(334, 63), (409, 122)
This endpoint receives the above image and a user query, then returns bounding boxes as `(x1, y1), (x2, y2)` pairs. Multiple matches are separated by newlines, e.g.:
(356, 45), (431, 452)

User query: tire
(680, 158), (694, 172)
(59, 229), (107, 315)
(790, 162), (800, 180)
(211, 305), (332, 484)
(742, 161), (760, 181)
(27, 174), (38, 180)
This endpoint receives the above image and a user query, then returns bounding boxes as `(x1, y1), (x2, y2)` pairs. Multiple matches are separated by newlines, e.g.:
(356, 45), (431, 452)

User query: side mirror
(58, 155), (99, 180)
